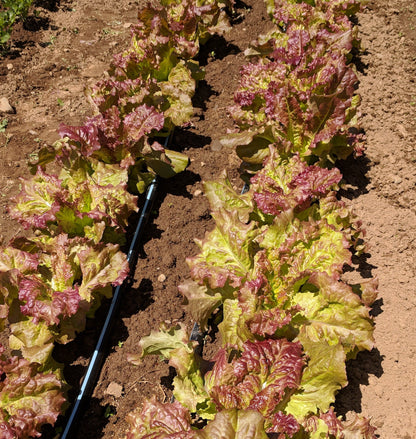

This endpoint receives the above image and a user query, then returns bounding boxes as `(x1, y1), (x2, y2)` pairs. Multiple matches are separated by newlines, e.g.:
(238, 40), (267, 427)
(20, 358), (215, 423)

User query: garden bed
(0, 0), (416, 437)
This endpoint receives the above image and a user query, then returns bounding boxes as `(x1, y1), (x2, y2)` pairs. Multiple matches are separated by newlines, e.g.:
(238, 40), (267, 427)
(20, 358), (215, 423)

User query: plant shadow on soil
(337, 153), (372, 200)
(336, 150), (384, 423)
(197, 34), (241, 67)
(334, 348), (384, 419)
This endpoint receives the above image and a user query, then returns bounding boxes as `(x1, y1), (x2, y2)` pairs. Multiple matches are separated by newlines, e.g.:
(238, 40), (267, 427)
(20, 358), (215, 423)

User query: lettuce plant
(265, 0), (362, 21)
(0, 234), (128, 365)
(131, 144), (376, 436)
(88, 0), (232, 136)
(0, 345), (65, 439)
(221, 0), (364, 177)
(246, 0), (360, 60)
(221, 51), (362, 174)
(11, 158), (138, 242)
(128, 324), (376, 438)
(177, 148), (375, 416)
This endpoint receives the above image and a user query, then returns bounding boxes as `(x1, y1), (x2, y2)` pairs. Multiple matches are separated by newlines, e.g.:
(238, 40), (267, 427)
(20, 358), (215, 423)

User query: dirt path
(0, 0), (416, 438)
(337, 2), (416, 437)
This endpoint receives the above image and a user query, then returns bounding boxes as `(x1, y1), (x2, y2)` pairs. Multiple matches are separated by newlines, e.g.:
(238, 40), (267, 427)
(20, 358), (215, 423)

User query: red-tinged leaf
(206, 339), (304, 427)
(18, 276), (81, 326)
(246, 308), (293, 336)
(59, 119), (101, 157)
(196, 409), (268, 439)
(251, 149), (343, 213)
(123, 105), (165, 142)
(0, 247), (39, 273)
(301, 407), (376, 438)
(340, 412), (377, 438)
(125, 397), (194, 439)
(0, 345), (65, 438)
(10, 169), (66, 230)
(77, 243), (129, 302)
(187, 209), (258, 290)
(267, 411), (300, 435)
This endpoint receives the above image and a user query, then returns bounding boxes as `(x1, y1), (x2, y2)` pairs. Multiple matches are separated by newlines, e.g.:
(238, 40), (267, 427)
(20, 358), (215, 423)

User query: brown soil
(0, 0), (416, 438)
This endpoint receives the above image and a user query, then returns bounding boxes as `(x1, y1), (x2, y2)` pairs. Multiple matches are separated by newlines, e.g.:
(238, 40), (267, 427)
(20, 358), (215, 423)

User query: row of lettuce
(0, 1), (234, 437)
(125, 0), (378, 438)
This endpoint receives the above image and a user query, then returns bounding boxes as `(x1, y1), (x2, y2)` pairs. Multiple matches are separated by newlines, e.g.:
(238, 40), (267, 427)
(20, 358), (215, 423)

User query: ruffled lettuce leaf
(8, 320), (56, 366)
(205, 339), (304, 431)
(186, 209), (259, 290)
(126, 398), (268, 439)
(203, 172), (253, 223)
(266, 0), (362, 23)
(77, 242), (129, 302)
(250, 150), (342, 216)
(0, 345), (65, 438)
(137, 323), (214, 417)
(196, 409), (268, 439)
(301, 407), (377, 438)
(178, 280), (222, 331)
(125, 397), (195, 439)
(248, 0), (361, 60)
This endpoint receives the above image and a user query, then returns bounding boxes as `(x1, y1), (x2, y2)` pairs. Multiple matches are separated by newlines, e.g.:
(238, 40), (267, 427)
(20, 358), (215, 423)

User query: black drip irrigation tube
(61, 163), (248, 436)
(61, 177), (159, 439)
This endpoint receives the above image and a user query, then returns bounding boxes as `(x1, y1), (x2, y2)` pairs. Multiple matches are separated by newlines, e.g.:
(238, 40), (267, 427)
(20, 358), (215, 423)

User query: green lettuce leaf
(187, 209), (258, 290)
(137, 323), (214, 416)
(77, 242), (129, 302)
(196, 409), (268, 439)
(178, 280), (222, 331)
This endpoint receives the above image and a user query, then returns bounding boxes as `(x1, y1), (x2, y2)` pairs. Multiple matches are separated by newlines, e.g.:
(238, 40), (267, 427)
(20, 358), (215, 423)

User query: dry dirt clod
(157, 274), (166, 282)
(210, 139), (223, 151)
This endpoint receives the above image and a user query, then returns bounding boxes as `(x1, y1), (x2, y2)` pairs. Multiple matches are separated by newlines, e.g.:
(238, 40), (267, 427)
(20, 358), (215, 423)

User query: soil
(0, 0), (416, 438)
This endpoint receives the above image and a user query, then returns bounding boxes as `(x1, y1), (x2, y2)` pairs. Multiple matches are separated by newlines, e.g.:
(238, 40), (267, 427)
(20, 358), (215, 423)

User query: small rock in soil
(157, 274), (166, 283)
(210, 139), (223, 151)
(0, 97), (15, 114)
(105, 382), (123, 398)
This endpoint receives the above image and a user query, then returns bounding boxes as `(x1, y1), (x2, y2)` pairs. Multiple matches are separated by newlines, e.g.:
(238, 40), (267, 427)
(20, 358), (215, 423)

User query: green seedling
(104, 405), (116, 418)
(0, 119), (8, 133)
(0, 119), (11, 147)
